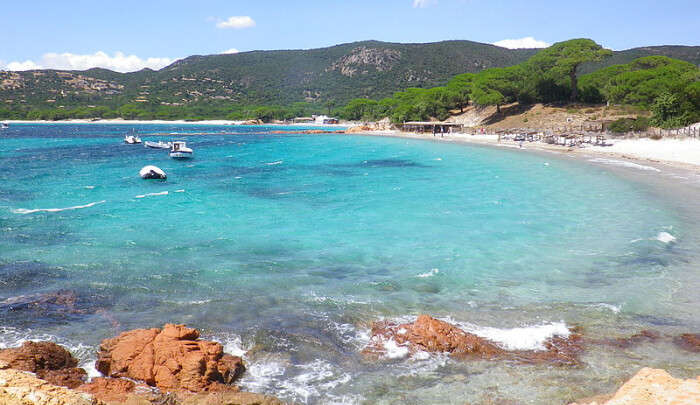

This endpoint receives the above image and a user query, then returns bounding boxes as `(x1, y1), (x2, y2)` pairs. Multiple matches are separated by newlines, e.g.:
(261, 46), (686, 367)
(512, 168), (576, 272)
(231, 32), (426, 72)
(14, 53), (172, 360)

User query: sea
(1, 124), (699, 404)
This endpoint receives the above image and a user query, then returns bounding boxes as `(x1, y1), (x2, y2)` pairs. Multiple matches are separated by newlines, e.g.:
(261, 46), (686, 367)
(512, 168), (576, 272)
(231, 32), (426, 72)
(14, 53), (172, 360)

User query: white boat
(1, 122), (8, 129)
(169, 141), (194, 159)
(144, 140), (172, 149)
(124, 135), (142, 144)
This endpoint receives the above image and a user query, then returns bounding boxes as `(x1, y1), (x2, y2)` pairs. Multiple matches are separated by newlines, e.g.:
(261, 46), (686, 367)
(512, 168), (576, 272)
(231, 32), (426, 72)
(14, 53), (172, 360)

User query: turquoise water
(1, 124), (699, 404)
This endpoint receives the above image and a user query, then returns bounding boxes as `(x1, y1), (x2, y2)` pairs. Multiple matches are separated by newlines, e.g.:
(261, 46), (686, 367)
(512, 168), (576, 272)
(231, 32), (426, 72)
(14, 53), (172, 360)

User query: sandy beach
(352, 129), (700, 173)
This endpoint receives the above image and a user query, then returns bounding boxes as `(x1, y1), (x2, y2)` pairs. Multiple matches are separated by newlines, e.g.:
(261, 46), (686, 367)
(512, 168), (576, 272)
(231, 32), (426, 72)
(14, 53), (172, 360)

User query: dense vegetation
(1, 39), (698, 127)
(337, 40), (700, 129)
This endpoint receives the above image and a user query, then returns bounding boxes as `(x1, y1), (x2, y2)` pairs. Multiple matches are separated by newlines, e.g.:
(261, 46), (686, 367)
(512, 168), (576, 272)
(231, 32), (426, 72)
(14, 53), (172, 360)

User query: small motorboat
(144, 140), (172, 149)
(124, 134), (142, 144)
(169, 141), (193, 159)
(1, 122), (8, 129)
(139, 165), (167, 180)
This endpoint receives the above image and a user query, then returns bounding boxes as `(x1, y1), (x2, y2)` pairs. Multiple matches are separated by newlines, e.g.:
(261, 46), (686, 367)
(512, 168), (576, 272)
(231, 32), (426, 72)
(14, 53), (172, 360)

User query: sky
(1, 0), (698, 72)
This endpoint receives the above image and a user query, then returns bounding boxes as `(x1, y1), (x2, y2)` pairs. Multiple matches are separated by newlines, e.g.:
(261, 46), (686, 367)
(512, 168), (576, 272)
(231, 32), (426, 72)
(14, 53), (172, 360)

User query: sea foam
(588, 157), (661, 172)
(135, 191), (168, 199)
(464, 321), (571, 351)
(416, 268), (439, 278)
(12, 200), (106, 214)
(656, 231), (676, 244)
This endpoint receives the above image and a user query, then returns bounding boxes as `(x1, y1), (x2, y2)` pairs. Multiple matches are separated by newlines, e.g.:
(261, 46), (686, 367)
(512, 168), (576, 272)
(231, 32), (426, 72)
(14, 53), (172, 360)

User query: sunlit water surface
(1, 124), (699, 404)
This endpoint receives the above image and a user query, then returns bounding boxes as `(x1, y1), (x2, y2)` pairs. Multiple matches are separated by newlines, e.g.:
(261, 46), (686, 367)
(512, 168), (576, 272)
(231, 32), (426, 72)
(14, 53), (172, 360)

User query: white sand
(356, 129), (700, 171)
(589, 138), (700, 167)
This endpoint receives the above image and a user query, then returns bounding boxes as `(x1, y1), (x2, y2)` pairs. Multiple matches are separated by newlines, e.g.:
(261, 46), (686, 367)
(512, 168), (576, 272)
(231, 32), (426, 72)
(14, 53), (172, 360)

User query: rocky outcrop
(365, 314), (505, 359)
(674, 333), (700, 353)
(95, 324), (245, 392)
(364, 314), (583, 365)
(327, 47), (401, 77)
(0, 341), (87, 388)
(0, 368), (99, 405)
(346, 118), (394, 133)
(570, 368), (700, 405)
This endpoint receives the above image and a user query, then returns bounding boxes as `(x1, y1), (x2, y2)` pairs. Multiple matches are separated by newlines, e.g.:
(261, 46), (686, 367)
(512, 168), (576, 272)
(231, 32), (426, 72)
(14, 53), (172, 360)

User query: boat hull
(170, 152), (193, 159)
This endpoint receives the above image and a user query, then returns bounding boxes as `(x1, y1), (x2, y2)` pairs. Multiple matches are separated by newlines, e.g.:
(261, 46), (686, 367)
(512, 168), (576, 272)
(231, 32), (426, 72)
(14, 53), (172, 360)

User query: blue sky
(1, 0), (698, 72)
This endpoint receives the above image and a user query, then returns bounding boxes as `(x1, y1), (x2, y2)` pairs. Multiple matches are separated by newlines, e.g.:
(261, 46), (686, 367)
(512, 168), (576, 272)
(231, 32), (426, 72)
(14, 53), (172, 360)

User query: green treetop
(527, 39), (612, 101)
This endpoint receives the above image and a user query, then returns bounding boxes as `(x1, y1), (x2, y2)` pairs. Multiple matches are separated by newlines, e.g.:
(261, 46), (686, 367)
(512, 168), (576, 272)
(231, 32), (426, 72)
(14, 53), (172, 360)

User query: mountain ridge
(1, 40), (698, 113)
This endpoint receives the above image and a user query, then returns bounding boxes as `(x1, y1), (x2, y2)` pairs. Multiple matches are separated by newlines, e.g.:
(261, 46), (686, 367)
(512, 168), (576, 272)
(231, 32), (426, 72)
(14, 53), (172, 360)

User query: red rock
(0, 341), (78, 372)
(364, 315), (505, 359)
(0, 341), (87, 389)
(364, 315), (582, 365)
(674, 333), (700, 353)
(37, 367), (87, 389)
(77, 377), (136, 403)
(96, 323), (245, 392)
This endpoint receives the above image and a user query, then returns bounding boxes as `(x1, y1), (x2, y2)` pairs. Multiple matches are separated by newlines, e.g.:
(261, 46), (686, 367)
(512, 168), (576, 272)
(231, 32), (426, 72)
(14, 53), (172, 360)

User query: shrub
(608, 117), (650, 133)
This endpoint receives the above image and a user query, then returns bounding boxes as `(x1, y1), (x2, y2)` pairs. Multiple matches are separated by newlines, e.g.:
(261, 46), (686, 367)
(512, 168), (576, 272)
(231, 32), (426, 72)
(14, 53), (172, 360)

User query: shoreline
(352, 129), (700, 174)
(2, 119), (346, 127)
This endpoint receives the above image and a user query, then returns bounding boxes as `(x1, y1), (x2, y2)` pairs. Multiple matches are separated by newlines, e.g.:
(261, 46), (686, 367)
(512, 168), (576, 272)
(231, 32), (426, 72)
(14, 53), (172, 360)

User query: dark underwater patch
(333, 158), (429, 169)
(0, 261), (67, 293)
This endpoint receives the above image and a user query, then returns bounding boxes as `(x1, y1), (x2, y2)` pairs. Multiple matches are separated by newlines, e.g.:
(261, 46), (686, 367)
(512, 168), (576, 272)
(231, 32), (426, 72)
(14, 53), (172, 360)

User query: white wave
(591, 303), (622, 313)
(238, 354), (288, 393)
(12, 200), (106, 214)
(265, 160), (283, 165)
(656, 231), (676, 244)
(324, 394), (365, 405)
(84, 185), (95, 189)
(463, 321), (570, 351)
(416, 268), (439, 278)
(588, 158), (661, 172)
(278, 359), (352, 404)
(135, 191), (168, 199)
(382, 338), (409, 359)
(221, 334), (249, 358)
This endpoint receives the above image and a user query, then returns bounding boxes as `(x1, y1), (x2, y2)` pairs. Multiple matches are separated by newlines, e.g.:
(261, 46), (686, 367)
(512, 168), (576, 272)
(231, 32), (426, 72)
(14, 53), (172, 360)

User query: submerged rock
(95, 323), (245, 392)
(569, 367), (700, 405)
(596, 329), (661, 348)
(364, 314), (583, 365)
(674, 333), (700, 353)
(140, 165), (167, 180)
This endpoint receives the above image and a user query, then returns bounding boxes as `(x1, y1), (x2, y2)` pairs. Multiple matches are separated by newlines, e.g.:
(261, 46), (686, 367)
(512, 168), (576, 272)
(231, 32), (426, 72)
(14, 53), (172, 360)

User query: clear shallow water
(1, 124), (699, 404)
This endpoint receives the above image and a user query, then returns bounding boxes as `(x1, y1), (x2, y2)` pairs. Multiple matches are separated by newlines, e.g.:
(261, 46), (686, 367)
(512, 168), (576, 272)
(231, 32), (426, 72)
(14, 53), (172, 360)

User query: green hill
(1, 40), (698, 118)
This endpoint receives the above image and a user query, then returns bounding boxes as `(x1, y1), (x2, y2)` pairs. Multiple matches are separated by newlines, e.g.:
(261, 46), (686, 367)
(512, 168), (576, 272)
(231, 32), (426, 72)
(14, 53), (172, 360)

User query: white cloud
(3, 51), (176, 73)
(221, 48), (240, 54)
(413, 0), (437, 7)
(492, 37), (551, 49)
(216, 16), (256, 29)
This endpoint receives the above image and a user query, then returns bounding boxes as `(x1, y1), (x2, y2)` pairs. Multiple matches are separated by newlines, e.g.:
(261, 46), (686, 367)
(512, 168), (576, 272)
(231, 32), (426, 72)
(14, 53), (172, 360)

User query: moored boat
(1, 122), (8, 129)
(144, 140), (172, 149)
(124, 135), (142, 144)
(169, 141), (194, 159)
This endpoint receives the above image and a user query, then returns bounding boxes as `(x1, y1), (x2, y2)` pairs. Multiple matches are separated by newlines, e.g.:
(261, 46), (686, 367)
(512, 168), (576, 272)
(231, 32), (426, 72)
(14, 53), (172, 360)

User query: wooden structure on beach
(400, 121), (464, 134)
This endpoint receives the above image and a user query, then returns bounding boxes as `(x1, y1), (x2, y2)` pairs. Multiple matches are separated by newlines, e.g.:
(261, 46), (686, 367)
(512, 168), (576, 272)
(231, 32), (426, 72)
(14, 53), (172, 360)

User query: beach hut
(401, 122), (463, 135)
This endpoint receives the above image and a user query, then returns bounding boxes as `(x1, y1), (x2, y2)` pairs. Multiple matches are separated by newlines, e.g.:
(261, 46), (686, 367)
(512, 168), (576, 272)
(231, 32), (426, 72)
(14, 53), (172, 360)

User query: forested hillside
(0, 39), (698, 121)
